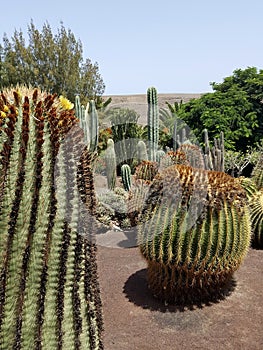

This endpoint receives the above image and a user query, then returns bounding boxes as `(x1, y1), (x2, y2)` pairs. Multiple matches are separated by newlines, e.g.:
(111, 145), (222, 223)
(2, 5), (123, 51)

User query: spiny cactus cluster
(137, 164), (251, 304)
(0, 87), (103, 349)
(203, 129), (225, 172)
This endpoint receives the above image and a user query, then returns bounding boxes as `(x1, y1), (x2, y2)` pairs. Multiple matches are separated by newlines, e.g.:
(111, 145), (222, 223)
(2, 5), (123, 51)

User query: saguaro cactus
(147, 87), (159, 161)
(0, 87), (103, 349)
(138, 164), (251, 304)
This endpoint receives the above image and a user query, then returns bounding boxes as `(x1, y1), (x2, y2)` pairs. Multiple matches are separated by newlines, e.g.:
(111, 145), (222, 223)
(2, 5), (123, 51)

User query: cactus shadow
(123, 268), (237, 312)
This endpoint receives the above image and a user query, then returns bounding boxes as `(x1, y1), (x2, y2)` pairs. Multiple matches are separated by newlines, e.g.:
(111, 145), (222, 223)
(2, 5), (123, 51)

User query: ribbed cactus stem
(136, 140), (148, 162)
(105, 139), (117, 190)
(172, 119), (177, 151)
(75, 95), (88, 143)
(138, 164), (251, 304)
(88, 100), (99, 152)
(75, 95), (82, 125)
(0, 87), (103, 349)
(203, 129), (225, 172)
(147, 87), (159, 161)
(121, 164), (132, 191)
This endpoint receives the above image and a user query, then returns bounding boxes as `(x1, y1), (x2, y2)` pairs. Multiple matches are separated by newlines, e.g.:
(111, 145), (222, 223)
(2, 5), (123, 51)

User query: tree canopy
(178, 67), (263, 152)
(0, 20), (105, 104)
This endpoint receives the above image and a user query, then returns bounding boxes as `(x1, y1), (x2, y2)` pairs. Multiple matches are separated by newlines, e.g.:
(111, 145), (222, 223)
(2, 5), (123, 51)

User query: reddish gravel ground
(96, 242), (263, 350)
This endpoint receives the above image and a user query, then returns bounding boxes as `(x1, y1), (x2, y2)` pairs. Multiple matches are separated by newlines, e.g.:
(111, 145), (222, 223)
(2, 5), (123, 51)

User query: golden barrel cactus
(138, 164), (251, 304)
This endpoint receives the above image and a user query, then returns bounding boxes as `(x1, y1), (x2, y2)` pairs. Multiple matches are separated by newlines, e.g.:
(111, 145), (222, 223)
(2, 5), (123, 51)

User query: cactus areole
(0, 87), (103, 349)
(137, 164), (251, 304)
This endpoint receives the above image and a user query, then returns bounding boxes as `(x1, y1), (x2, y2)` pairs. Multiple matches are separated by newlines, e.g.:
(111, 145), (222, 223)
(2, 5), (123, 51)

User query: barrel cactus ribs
(137, 164), (251, 304)
(0, 87), (103, 349)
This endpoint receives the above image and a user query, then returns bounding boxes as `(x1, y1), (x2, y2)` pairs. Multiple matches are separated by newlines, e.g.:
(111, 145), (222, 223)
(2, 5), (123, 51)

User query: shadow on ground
(123, 268), (237, 312)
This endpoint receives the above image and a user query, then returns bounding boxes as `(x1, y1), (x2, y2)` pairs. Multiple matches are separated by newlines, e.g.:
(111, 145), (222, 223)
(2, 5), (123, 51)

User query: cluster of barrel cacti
(0, 87), (103, 349)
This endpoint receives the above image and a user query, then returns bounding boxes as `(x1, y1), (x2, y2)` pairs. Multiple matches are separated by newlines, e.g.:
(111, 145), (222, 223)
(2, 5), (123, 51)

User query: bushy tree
(178, 67), (263, 152)
(0, 20), (105, 104)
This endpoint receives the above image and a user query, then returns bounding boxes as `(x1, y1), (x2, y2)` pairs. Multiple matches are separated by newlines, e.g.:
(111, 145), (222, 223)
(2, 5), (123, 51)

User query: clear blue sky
(1, 0), (263, 95)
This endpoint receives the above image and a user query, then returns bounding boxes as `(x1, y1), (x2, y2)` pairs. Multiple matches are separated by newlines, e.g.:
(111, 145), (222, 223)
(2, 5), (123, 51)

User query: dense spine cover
(137, 164), (251, 303)
(121, 164), (131, 191)
(0, 87), (103, 349)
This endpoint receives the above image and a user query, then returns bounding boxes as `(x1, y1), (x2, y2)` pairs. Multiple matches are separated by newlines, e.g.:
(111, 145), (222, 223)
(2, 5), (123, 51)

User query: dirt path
(97, 243), (263, 350)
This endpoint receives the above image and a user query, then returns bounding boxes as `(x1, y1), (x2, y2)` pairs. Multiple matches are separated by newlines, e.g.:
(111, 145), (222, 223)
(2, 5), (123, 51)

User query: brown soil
(96, 241), (263, 350)
(102, 93), (202, 125)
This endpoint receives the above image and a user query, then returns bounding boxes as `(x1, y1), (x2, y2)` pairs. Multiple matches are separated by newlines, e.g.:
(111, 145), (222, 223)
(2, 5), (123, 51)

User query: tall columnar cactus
(105, 138), (117, 190)
(0, 87), (103, 349)
(203, 129), (225, 172)
(121, 164), (132, 191)
(147, 87), (159, 161)
(137, 164), (251, 304)
(86, 100), (99, 152)
(75, 96), (99, 152)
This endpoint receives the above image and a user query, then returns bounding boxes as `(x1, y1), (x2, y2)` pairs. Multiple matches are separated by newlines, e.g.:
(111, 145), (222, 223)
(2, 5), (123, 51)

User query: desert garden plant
(137, 164), (251, 304)
(248, 189), (263, 248)
(0, 87), (103, 349)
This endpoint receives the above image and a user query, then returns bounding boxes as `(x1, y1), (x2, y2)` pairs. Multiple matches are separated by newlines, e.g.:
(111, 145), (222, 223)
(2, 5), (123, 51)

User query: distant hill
(102, 93), (202, 124)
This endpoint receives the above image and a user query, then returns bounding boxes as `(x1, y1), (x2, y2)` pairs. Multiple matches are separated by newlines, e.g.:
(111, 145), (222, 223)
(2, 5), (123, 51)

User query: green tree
(178, 67), (263, 152)
(0, 20), (105, 104)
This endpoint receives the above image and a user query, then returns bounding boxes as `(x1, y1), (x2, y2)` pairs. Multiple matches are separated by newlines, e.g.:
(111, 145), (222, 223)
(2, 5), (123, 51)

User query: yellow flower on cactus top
(0, 111), (7, 118)
(59, 95), (74, 110)
(3, 105), (9, 113)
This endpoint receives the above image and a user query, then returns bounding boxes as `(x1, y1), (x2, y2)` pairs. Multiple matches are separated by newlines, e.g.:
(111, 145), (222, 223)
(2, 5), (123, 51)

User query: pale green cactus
(0, 87), (103, 349)
(147, 87), (159, 161)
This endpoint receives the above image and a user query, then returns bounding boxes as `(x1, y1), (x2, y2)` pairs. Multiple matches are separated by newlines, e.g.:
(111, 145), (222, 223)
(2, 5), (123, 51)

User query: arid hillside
(102, 93), (202, 124)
